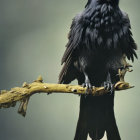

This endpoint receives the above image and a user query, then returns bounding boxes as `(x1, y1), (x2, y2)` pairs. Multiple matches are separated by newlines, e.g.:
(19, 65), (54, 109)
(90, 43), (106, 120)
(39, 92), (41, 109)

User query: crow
(58, 0), (137, 139)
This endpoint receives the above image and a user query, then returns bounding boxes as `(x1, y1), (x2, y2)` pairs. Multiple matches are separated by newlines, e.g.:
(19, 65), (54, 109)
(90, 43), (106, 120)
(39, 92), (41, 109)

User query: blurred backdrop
(0, 0), (140, 140)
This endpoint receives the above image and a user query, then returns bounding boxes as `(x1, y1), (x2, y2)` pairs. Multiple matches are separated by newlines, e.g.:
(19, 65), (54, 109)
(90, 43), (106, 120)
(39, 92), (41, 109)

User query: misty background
(0, 0), (140, 140)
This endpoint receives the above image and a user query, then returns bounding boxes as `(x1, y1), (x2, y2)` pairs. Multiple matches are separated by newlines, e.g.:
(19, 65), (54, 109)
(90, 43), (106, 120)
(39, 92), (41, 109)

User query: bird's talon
(82, 82), (93, 95)
(104, 81), (114, 94)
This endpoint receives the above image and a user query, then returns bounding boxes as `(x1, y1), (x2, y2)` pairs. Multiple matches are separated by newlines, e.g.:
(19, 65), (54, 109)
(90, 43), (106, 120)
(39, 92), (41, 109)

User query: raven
(59, 0), (137, 139)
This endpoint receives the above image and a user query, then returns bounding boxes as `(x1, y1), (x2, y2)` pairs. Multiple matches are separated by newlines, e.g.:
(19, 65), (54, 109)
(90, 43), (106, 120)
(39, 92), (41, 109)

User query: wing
(120, 11), (137, 62)
(58, 13), (84, 84)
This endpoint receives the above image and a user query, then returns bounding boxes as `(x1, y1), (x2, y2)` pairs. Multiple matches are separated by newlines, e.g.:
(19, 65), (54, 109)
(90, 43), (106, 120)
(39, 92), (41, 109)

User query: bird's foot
(103, 81), (114, 95)
(82, 80), (93, 95)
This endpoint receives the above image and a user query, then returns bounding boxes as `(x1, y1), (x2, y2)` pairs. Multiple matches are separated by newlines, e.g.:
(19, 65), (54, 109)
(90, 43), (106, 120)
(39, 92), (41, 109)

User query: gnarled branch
(0, 76), (134, 116)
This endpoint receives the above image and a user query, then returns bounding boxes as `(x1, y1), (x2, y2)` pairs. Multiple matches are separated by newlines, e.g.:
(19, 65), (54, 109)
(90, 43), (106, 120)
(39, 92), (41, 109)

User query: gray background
(0, 0), (140, 140)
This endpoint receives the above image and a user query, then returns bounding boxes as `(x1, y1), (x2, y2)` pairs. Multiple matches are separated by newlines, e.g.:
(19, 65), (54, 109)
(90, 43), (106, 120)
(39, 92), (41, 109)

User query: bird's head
(85, 0), (119, 7)
(105, 0), (119, 4)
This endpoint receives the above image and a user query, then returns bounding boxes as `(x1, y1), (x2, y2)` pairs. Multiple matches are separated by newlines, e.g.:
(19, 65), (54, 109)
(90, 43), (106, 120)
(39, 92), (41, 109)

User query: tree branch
(0, 76), (134, 116)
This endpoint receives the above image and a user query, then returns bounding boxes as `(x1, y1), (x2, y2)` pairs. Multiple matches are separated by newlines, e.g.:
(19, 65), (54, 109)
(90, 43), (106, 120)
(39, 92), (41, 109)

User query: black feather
(59, 0), (137, 139)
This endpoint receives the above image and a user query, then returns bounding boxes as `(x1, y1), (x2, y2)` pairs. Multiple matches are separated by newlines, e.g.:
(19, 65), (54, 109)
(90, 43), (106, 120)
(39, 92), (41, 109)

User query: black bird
(59, 0), (137, 139)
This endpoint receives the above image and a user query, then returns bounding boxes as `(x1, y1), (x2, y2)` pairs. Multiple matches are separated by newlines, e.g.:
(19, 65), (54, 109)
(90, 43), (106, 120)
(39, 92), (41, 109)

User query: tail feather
(89, 130), (105, 140)
(74, 119), (88, 140)
(106, 118), (121, 140)
(74, 96), (88, 140)
(74, 95), (121, 140)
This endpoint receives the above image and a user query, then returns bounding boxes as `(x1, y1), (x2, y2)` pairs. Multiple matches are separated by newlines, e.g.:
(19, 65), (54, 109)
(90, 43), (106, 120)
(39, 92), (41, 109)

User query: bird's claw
(82, 81), (93, 95)
(104, 81), (114, 95)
